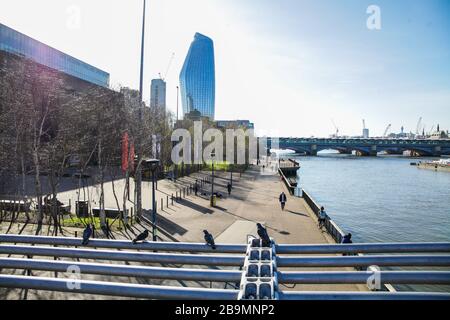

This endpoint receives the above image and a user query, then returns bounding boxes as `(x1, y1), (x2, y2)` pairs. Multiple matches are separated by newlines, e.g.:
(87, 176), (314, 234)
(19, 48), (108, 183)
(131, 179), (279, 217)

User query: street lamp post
(143, 159), (160, 241)
(230, 166), (233, 188)
(135, 0), (147, 221)
(139, 0), (146, 102)
(210, 152), (215, 207)
(176, 86), (179, 121)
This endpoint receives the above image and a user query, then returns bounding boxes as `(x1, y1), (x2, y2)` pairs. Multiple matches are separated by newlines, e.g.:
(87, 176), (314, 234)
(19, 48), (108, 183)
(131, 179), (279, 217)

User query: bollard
(161, 198), (163, 211)
(167, 196), (169, 208)
(171, 194), (174, 205)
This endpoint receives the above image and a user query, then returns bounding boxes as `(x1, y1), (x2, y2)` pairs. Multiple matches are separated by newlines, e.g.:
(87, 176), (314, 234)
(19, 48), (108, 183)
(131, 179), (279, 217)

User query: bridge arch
(315, 146), (351, 154)
(287, 147), (313, 155)
(402, 147), (435, 157)
(316, 145), (373, 156)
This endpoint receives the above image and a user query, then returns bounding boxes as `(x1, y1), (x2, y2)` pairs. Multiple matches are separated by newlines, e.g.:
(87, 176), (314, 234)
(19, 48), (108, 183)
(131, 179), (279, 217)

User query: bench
(92, 207), (128, 219)
(0, 199), (31, 212)
(40, 204), (71, 216)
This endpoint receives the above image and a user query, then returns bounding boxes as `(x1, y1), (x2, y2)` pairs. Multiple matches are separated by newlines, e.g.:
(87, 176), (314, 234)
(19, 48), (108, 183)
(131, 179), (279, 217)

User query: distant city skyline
(1, 0), (449, 137)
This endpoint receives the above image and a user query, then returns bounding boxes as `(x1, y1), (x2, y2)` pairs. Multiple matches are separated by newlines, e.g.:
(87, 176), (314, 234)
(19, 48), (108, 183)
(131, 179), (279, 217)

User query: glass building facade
(150, 79), (166, 110)
(0, 23), (110, 87)
(179, 33), (215, 119)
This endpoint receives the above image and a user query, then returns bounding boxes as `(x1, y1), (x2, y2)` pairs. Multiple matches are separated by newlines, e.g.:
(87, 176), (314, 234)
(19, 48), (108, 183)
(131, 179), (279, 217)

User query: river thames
(296, 153), (450, 292)
(296, 153), (450, 243)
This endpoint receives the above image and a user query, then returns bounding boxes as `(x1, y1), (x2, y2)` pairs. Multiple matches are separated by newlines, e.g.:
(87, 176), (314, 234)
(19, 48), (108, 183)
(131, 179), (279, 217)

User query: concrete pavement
(0, 165), (367, 299)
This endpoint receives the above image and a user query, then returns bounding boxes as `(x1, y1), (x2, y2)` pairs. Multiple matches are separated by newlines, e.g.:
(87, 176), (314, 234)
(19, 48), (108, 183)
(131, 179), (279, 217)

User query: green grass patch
(204, 161), (231, 171)
(62, 216), (125, 230)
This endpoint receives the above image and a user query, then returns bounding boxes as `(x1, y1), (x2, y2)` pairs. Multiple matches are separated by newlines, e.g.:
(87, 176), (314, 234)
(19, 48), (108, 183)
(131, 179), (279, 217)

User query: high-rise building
(150, 79), (166, 110)
(179, 33), (215, 120)
(0, 23), (109, 87)
(362, 128), (369, 138)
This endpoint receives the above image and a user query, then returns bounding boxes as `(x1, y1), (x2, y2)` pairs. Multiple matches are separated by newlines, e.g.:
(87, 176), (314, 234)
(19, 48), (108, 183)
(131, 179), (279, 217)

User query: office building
(0, 23), (109, 87)
(179, 33), (215, 119)
(150, 79), (166, 110)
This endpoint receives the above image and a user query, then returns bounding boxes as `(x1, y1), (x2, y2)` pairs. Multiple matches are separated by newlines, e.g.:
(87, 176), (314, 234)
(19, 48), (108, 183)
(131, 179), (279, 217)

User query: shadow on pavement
(177, 198), (214, 215)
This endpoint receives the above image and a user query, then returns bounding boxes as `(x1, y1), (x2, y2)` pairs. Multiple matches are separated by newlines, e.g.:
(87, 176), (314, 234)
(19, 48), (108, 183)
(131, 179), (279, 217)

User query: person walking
(227, 182), (232, 196)
(279, 192), (287, 211)
(194, 180), (199, 196)
(318, 206), (328, 230)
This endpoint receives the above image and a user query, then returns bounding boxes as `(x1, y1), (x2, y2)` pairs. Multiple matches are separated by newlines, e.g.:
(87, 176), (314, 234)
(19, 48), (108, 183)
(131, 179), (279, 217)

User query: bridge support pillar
(433, 146), (442, 157)
(310, 145), (318, 156)
(369, 145), (377, 157)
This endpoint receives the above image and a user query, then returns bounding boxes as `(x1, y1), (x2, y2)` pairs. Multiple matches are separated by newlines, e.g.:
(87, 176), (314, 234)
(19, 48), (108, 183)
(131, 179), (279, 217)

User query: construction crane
(159, 52), (175, 81)
(416, 117), (422, 135)
(362, 119), (366, 130)
(383, 124), (392, 137)
(331, 119), (339, 138)
(428, 125), (435, 135)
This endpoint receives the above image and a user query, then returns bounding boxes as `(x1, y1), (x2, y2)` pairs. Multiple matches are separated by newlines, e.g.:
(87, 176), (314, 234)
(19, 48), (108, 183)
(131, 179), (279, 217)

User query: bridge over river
(267, 137), (450, 157)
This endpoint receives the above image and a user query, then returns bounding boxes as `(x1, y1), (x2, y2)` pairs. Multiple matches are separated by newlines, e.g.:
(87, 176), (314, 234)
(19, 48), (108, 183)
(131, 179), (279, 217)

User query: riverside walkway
(0, 165), (371, 300)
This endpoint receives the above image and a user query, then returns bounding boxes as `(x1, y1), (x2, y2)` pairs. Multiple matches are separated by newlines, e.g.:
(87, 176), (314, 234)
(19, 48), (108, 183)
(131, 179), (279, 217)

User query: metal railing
(3, 234), (450, 254)
(277, 255), (450, 267)
(0, 245), (245, 266)
(1, 275), (448, 300)
(278, 271), (450, 285)
(278, 291), (450, 300)
(278, 168), (295, 194)
(302, 190), (345, 243)
(1, 234), (450, 300)
(0, 275), (239, 300)
(2, 257), (449, 285)
(0, 234), (246, 253)
(276, 242), (450, 254)
(2, 244), (449, 268)
(0, 258), (242, 282)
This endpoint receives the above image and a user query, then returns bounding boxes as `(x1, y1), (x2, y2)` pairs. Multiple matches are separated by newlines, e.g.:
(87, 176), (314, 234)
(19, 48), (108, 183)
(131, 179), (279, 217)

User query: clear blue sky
(1, 0), (449, 137)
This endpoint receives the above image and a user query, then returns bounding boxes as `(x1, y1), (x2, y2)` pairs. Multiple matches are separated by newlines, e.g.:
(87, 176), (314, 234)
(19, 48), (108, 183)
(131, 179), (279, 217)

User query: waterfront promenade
(0, 165), (366, 299)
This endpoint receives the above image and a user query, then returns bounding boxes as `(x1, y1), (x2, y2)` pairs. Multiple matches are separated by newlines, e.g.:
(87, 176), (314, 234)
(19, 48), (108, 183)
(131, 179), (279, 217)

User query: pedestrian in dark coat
(227, 182), (232, 196)
(279, 192), (287, 211)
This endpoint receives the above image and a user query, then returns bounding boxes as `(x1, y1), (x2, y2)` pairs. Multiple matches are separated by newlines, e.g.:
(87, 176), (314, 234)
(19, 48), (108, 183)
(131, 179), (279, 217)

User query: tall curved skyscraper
(180, 33), (215, 119)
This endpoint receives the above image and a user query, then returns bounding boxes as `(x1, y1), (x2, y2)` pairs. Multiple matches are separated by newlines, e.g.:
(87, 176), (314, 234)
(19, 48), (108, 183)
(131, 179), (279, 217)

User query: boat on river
(417, 159), (450, 172)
